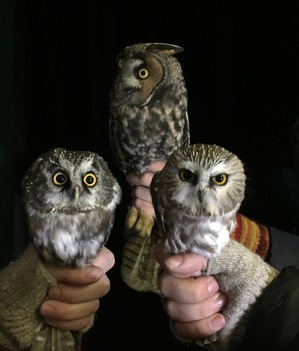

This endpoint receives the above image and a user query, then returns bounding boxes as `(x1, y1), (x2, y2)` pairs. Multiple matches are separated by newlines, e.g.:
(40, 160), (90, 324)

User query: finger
(44, 316), (93, 331)
(131, 184), (156, 217)
(127, 172), (153, 188)
(47, 264), (104, 285)
(41, 299), (99, 323)
(47, 274), (110, 303)
(126, 172), (146, 186)
(131, 198), (156, 218)
(155, 243), (208, 277)
(163, 292), (227, 321)
(126, 161), (166, 187)
(46, 247), (115, 285)
(92, 246), (115, 272)
(159, 271), (219, 303)
(164, 253), (208, 277)
(171, 313), (226, 340)
(40, 300), (99, 331)
(132, 185), (152, 203)
(145, 160), (166, 173)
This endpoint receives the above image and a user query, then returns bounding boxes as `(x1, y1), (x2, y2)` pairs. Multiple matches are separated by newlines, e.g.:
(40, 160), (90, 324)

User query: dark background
(1, 2), (299, 350)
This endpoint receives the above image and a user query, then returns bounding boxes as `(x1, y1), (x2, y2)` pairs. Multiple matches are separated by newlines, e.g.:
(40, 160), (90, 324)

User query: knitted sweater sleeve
(199, 239), (278, 351)
(0, 244), (56, 351)
(121, 214), (270, 294)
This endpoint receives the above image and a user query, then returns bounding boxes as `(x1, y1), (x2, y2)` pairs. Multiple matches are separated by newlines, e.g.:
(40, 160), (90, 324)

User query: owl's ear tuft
(147, 43), (184, 56)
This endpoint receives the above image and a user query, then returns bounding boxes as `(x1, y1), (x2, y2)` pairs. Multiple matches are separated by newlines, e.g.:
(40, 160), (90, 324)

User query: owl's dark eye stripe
(179, 169), (195, 182)
(210, 173), (228, 186)
(137, 68), (150, 79)
(53, 171), (68, 186)
(83, 173), (97, 187)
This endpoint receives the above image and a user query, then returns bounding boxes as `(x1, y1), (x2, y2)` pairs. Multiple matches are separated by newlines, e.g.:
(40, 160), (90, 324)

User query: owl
(109, 42), (190, 237)
(22, 148), (122, 350)
(150, 144), (280, 351)
(151, 143), (246, 257)
(22, 147), (122, 268)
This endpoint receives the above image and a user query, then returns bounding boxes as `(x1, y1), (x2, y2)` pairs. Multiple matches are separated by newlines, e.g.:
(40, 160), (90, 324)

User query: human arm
(40, 246), (114, 331)
(0, 244), (56, 350)
(124, 160), (299, 350)
(124, 161), (227, 338)
(157, 237), (299, 351)
(0, 245), (114, 351)
(155, 242), (227, 341)
(124, 161), (277, 345)
(126, 160), (166, 219)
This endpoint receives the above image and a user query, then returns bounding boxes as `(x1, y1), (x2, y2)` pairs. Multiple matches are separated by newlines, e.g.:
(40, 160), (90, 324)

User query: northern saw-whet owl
(22, 147), (122, 268)
(151, 144), (280, 351)
(109, 42), (190, 237)
(21, 148), (121, 351)
(151, 143), (246, 257)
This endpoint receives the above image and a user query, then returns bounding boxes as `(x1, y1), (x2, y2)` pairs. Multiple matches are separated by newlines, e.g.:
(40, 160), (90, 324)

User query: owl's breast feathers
(110, 103), (189, 174)
(157, 204), (235, 258)
(27, 206), (115, 267)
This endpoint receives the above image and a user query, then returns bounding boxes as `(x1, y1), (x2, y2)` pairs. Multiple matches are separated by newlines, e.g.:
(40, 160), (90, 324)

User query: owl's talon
(125, 206), (139, 230)
(125, 207), (154, 237)
(135, 213), (154, 237)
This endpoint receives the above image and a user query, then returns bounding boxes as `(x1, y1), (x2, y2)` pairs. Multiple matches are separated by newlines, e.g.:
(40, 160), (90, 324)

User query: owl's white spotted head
(22, 148), (122, 213)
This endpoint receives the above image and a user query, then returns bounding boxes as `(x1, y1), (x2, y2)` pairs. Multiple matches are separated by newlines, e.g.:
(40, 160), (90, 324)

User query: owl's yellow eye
(53, 172), (68, 186)
(83, 173), (97, 187)
(138, 68), (149, 80)
(179, 169), (195, 182)
(211, 173), (228, 186)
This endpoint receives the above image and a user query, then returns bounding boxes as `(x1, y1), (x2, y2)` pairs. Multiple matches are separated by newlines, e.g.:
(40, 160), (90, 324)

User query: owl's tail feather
(30, 327), (81, 351)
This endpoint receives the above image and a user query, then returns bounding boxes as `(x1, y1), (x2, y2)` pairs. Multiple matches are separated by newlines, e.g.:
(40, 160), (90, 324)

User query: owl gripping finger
(125, 206), (154, 237)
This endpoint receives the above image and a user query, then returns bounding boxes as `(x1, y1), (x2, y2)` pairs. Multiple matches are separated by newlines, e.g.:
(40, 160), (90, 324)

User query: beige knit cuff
(202, 239), (278, 350)
(0, 244), (57, 350)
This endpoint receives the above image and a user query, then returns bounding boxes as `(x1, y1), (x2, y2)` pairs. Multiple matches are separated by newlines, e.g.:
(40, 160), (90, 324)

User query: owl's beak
(198, 190), (203, 203)
(73, 186), (80, 204)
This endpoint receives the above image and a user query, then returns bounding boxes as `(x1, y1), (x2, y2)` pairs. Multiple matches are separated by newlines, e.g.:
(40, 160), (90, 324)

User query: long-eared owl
(109, 42), (190, 236)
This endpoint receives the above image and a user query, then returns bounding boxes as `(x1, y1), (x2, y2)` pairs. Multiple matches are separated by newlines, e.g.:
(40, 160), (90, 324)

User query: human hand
(155, 241), (227, 341)
(40, 246), (115, 331)
(126, 160), (166, 218)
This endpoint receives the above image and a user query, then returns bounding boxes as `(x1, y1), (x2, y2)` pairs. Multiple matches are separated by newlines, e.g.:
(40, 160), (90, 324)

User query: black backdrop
(2, 2), (299, 350)
(13, 2), (299, 170)
(13, 2), (299, 228)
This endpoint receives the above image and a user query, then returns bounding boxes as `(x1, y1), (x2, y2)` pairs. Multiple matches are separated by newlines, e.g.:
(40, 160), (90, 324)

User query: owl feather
(21, 147), (122, 351)
(109, 42), (190, 237)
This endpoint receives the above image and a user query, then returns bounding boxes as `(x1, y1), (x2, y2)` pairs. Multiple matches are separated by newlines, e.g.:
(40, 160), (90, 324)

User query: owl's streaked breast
(109, 42), (189, 175)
